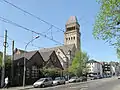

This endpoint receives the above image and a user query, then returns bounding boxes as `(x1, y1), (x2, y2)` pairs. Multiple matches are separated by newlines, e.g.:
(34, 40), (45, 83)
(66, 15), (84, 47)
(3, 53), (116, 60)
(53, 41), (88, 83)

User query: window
(67, 27), (75, 31)
(58, 52), (60, 54)
(66, 38), (68, 41)
(73, 37), (75, 40)
(69, 37), (70, 40)
(26, 68), (30, 78)
(71, 37), (72, 40)
(31, 66), (39, 78)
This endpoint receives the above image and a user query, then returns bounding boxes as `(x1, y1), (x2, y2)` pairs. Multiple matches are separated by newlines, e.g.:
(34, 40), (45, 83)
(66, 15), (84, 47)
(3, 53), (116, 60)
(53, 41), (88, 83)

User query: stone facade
(64, 16), (81, 51)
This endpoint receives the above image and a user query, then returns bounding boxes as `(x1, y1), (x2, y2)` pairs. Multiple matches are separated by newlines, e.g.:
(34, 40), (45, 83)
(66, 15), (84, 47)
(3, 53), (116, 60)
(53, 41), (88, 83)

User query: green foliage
(69, 51), (89, 77)
(0, 52), (11, 67)
(117, 48), (120, 59)
(41, 68), (61, 78)
(93, 0), (120, 57)
(5, 55), (11, 67)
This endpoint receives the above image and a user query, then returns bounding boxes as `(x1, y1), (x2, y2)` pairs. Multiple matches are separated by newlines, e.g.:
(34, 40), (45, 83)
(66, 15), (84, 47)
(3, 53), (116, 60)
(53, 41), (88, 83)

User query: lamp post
(23, 36), (39, 87)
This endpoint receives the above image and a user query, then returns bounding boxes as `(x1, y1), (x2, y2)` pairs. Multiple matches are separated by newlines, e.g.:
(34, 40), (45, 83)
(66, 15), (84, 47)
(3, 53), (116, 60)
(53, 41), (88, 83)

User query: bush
(41, 68), (61, 79)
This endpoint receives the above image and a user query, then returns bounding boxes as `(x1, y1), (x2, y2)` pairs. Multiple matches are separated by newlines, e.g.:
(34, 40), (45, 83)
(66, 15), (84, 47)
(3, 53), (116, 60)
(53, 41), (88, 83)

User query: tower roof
(66, 16), (78, 25)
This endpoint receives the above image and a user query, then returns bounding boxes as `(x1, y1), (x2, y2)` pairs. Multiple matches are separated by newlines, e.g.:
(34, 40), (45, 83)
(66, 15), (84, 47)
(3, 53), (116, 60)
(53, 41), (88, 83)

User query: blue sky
(0, 0), (118, 62)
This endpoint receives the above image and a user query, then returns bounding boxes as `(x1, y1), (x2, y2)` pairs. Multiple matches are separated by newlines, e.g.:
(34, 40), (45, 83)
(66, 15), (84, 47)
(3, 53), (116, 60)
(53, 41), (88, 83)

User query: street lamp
(23, 36), (39, 87)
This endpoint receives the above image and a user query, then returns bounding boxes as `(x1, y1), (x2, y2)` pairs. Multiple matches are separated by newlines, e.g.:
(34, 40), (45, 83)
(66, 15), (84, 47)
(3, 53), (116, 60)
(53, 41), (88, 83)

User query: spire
(66, 16), (78, 25)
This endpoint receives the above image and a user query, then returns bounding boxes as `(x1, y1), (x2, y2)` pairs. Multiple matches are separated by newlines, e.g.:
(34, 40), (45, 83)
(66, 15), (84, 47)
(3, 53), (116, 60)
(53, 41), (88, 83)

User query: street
(29, 77), (120, 90)
(3, 77), (120, 90)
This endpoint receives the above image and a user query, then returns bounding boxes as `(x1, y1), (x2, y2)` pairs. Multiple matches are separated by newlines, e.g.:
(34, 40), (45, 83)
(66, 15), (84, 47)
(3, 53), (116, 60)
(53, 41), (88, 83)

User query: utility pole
(1, 30), (7, 87)
(11, 40), (14, 85)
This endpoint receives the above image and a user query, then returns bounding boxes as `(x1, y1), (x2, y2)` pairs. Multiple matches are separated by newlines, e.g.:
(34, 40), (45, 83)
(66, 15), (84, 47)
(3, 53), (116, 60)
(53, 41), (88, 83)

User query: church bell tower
(64, 16), (81, 51)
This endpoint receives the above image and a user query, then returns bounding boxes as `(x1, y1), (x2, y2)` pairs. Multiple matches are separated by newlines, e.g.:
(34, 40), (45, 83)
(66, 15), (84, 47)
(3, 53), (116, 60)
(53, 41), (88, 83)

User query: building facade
(102, 62), (111, 76)
(87, 60), (103, 76)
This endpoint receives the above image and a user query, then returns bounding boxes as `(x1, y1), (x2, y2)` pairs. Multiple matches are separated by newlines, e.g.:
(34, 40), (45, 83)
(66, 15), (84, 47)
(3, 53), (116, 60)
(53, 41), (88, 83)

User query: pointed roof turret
(66, 16), (78, 25)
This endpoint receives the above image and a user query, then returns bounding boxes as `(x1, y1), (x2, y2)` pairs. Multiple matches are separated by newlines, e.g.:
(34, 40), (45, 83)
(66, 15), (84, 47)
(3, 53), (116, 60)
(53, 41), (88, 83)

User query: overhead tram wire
(0, 16), (63, 45)
(1, 0), (65, 33)
(7, 35), (46, 49)
(0, 25), (44, 49)
(0, 35), (41, 50)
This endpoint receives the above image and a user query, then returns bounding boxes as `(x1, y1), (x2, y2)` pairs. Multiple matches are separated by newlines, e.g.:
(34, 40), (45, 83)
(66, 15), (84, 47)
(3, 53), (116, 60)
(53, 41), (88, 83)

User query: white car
(53, 77), (65, 85)
(33, 78), (53, 88)
(69, 77), (79, 83)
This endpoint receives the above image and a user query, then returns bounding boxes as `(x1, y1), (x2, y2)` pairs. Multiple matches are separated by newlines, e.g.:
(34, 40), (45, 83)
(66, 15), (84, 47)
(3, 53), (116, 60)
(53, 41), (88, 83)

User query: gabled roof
(14, 50), (38, 60)
(57, 55), (66, 63)
(24, 51), (37, 60)
(56, 48), (67, 62)
(39, 44), (75, 55)
(14, 48), (27, 54)
(14, 54), (24, 60)
(39, 50), (54, 61)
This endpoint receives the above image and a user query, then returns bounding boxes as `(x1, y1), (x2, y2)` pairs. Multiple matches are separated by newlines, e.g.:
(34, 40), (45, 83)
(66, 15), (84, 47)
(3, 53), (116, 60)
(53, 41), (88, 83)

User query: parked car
(33, 77), (53, 88)
(103, 75), (107, 78)
(118, 75), (120, 79)
(90, 76), (97, 80)
(53, 77), (65, 85)
(81, 76), (87, 81)
(69, 76), (80, 83)
(97, 75), (103, 79)
(107, 75), (112, 78)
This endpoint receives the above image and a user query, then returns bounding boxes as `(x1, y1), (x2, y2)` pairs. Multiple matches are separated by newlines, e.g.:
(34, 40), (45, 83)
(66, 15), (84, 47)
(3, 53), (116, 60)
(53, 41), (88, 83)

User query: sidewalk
(0, 85), (33, 90)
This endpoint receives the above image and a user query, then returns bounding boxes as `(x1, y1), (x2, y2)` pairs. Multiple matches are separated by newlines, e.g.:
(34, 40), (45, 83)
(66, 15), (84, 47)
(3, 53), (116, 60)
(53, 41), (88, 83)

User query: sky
(0, 0), (118, 62)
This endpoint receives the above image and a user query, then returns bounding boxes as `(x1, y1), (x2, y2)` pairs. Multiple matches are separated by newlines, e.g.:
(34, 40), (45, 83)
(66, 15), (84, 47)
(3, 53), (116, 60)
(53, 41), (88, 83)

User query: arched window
(66, 38), (68, 41)
(73, 37), (75, 40)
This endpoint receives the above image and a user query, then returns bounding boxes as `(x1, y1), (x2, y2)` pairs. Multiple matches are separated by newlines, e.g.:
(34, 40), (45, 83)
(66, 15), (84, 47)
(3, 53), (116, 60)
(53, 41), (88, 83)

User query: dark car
(90, 76), (97, 80)
(97, 75), (103, 79)
(82, 76), (87, 81)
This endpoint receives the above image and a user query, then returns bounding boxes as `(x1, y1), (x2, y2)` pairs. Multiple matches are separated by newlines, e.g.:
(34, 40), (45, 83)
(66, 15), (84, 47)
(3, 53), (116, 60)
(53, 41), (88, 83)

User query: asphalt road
(27, 77), (120, 90)
(86, 77), (120, 90)
(3, 77), (120, 90)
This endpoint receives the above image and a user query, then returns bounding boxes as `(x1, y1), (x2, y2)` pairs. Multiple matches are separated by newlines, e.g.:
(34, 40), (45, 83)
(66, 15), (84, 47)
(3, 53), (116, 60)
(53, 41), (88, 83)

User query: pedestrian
(4, 77), (8, 89)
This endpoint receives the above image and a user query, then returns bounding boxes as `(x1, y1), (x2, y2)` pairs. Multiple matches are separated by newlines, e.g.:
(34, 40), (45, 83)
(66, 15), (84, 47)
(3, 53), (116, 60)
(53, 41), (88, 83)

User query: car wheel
(51, 83), (53, 86)
(58, 82), (60, 85)
(41, 84), (45, 88)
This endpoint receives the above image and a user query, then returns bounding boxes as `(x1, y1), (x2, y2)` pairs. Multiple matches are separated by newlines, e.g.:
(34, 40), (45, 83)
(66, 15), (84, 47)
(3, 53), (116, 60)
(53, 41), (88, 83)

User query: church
(13, 16), (81, 85)
(39, 16), (81, 69)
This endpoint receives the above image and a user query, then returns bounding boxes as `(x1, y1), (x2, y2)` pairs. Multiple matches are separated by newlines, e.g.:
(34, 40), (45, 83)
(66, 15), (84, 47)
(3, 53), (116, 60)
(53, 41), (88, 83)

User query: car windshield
(37, 78), (45, 82)
(55, 77), (61, 80)
(71, 77), (77, 79)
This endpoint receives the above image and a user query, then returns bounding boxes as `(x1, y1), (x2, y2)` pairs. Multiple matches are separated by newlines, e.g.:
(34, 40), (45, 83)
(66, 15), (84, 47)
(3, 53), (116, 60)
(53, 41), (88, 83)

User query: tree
(93, 0), (120, 57)
(117, 48), (120, 59)
(0, 51), (11, 67)
(69, 51), (89, 77)
(41, 68), (61, 79)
